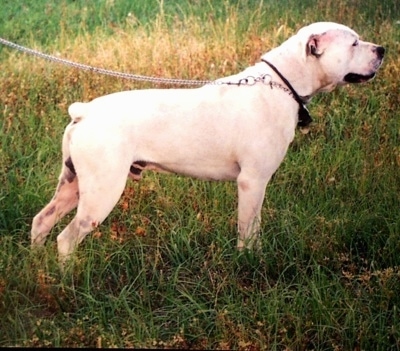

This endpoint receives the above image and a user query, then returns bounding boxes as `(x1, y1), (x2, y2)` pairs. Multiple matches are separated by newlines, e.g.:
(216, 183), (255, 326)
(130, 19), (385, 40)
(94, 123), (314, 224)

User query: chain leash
(0, 37), (214, 86)
(0, 37), (294, 96)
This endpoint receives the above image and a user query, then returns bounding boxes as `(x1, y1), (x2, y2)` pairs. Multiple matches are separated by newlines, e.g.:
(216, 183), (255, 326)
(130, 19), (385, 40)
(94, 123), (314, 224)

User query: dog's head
(297, 22), (385, 92)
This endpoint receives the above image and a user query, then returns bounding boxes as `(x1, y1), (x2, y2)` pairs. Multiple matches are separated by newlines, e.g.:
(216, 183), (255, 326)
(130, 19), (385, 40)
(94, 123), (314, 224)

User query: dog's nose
(376, 46), (385, 59)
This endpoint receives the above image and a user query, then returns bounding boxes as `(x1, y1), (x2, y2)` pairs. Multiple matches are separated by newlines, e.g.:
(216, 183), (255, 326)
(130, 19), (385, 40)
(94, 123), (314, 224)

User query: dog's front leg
(236, 171), (268, 250)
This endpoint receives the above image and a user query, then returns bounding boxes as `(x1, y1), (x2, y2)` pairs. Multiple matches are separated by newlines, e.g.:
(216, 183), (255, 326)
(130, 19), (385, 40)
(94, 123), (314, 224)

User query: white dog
(31, 22), (384, 264)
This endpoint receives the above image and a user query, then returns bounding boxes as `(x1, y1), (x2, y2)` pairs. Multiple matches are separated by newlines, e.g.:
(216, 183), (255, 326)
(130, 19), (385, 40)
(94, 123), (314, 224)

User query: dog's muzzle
(344, 46), (385, 84)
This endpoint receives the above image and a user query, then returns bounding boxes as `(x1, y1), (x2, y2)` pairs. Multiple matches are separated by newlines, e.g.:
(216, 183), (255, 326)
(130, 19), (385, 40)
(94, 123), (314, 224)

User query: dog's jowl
(31, 22), (384, 265)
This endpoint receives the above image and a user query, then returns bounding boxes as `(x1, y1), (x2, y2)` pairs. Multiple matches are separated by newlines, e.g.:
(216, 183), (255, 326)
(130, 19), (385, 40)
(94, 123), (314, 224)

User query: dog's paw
(237, 234), (261, 252)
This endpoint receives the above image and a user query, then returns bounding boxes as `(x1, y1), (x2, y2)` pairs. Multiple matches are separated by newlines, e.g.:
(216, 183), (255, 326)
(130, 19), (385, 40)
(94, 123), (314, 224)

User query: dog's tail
(68, 102), (88, 123)
(62, 103), (87, 170)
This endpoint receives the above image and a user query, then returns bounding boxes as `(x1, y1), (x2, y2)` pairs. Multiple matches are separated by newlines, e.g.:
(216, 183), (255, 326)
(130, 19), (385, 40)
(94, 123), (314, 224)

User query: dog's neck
(261, 59), (308, 105)
(260, 37), (331, 100)
(261, 59), (312, 128)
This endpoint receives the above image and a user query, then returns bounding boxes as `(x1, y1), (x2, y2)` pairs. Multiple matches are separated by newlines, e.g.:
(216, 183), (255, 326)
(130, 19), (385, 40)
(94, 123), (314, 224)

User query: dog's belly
(130, 158), (241, 181)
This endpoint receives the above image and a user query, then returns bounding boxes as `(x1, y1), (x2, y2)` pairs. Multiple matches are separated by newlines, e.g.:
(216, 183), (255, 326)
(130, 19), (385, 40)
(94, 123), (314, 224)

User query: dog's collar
(261, 59), (312, 128)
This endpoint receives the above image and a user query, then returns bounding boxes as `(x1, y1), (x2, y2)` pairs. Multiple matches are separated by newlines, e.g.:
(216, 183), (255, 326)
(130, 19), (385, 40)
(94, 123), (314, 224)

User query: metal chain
(0, 37), (294, 96)
(0, 37), (214, 86)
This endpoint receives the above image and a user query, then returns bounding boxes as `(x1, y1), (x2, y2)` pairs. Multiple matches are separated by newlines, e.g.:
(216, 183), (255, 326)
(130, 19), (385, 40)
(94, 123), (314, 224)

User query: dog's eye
(352, 40), (359, 47)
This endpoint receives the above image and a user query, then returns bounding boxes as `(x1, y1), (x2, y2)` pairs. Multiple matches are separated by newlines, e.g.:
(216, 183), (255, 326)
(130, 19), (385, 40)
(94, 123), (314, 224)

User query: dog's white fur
(31, 22), (384, 264)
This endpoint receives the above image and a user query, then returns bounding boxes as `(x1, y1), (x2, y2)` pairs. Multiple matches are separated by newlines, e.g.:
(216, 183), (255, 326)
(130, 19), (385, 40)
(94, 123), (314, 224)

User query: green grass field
(1, 0), (399, 349)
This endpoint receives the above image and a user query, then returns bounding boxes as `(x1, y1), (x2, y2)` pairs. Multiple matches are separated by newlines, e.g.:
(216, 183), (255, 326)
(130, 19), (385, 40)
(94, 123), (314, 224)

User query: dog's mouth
(343, 72), (376, 83)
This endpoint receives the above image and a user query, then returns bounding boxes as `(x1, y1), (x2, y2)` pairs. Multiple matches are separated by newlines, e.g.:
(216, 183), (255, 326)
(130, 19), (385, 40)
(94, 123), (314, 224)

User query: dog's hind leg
(31, 158), (79, 246)
(56, 168), (128, 265)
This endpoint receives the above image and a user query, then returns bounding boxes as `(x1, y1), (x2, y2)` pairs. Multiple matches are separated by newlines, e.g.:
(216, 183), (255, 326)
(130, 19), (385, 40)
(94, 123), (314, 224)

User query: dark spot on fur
(45, 206), (56, 217)
(65, 157), (76, 182)
(130, 165), (142, 175)
(79, 217), (92, 228)
(130, 161), (147, 176)
(66, 173), (75, 183)
(129, 165), (142, 175)
(79, 219), (89, 228)
(65, 157), (76, 174)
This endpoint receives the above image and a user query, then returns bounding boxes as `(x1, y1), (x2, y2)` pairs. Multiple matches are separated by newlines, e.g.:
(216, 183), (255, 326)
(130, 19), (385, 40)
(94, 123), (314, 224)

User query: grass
(1, 0), (400, 349)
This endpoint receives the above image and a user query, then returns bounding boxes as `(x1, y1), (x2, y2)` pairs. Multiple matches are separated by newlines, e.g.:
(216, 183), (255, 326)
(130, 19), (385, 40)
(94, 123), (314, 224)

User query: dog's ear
(306, 33), (326, 57)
